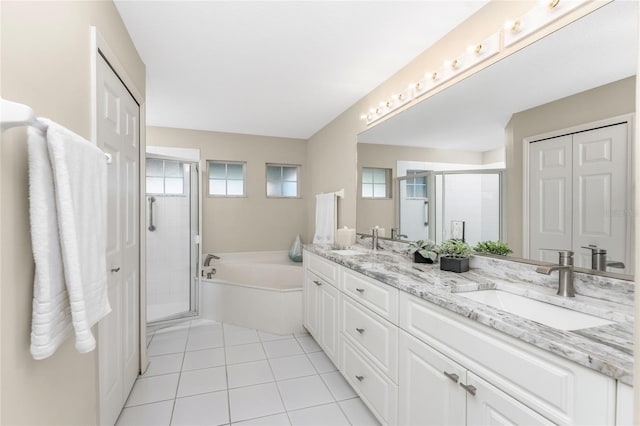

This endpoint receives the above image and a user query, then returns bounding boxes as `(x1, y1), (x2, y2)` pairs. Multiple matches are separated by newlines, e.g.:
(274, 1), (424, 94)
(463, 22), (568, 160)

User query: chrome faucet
(391, 227), (408, 240)
(204, 253), (220, 266)
(535, 250), (575, 297)
(581, 245), (625, 271)
(371, 227), (379, 251)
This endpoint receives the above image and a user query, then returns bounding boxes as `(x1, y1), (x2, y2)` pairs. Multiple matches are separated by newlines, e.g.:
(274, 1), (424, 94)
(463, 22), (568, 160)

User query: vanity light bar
(361, 0), (587, 125)
(503, 0), (586, 47)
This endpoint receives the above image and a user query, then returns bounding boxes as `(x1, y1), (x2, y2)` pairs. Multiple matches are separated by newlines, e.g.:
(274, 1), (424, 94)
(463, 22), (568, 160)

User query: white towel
(28, 119), (110, 358)
(313, 193), (336, 244)
(28, 126), (74, 360)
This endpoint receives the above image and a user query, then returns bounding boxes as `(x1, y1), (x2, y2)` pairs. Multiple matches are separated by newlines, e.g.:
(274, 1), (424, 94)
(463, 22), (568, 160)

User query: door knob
(355, 375), (364, 381)
(355, 328), (365, 334)
(110, 267), (121, 273)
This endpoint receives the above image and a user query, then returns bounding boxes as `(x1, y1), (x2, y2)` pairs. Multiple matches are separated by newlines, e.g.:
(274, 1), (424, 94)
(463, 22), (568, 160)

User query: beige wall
(1, 1), (145, 424)
(356, 143), (483, 234)
(305, 1), (607, 239)
(505, 76), (635, 256)
(147, 126), (308, 253)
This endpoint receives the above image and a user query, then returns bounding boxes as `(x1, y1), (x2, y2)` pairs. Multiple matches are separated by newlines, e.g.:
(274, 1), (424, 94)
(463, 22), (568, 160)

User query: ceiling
(358, 0), (638, 152)
(114, 1), (489, 139)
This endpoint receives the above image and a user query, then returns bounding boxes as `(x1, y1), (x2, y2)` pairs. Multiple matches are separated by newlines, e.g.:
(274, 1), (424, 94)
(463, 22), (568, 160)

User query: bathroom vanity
(303, 245), (634, 425)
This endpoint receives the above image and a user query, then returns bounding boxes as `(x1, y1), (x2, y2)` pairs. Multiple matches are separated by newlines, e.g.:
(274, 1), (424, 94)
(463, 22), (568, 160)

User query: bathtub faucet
(204, 253), (221, 266)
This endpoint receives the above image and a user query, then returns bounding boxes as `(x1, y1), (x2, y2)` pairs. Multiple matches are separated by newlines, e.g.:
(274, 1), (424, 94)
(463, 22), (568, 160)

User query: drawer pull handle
(460, 383), (476, 396)
(313, 280), (322, 286)
(443, 371), (459, 383)
(355, 375), (364, 382)
(355, 288), (365, 293)
(355, 327), (365, 334)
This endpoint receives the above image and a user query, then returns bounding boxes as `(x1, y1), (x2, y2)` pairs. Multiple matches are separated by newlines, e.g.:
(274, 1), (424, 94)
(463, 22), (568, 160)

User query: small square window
(207, 161), (246, 197)
(406, 169), (428, 199)
(362, 167), (391, 199)
(266, 164), (300, 198)
(145, 159), (185, 196)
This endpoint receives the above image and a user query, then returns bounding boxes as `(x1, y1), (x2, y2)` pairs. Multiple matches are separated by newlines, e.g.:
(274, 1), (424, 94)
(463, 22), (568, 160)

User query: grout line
(222, 322), (233, 425)
(258, 331), (291, 425)
(130, 319), (373, 426)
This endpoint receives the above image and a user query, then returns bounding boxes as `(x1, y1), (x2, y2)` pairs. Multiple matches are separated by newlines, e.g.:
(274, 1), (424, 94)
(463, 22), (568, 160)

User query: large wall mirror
(356, 0), (637, 279)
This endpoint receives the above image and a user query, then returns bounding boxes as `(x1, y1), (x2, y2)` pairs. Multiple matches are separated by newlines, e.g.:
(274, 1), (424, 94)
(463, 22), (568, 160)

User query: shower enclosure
(397, 169), (503, 245)
(146, 155), (200, 323)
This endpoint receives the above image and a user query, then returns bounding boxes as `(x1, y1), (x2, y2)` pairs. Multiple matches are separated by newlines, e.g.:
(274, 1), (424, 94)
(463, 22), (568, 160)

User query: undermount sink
(458, 290), (613, 331)
(330, 249), (363, 256)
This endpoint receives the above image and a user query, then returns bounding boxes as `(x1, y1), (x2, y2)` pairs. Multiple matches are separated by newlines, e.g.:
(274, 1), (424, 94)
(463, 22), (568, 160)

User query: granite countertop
(304, 244), (634, 385)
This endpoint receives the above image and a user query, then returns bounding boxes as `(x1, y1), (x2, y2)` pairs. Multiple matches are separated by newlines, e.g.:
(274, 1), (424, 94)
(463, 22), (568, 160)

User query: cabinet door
(320, 282), (341, 365)
(399, 331), (466, 426)
(303, 273), (321, 337)
(465, 372), (553, 426)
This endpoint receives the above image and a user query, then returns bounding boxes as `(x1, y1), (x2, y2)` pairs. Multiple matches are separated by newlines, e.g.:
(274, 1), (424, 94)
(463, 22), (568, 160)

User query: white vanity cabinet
(399, 331), (552, 425)
(339, 269), (400, 425)
(400, 292), (616, 425)
(303, 251), (624, 426)
(303, 252), (341, 365)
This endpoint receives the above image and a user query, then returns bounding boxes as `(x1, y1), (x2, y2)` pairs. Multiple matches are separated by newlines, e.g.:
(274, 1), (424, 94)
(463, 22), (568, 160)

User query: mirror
(356, 0), (637, 278)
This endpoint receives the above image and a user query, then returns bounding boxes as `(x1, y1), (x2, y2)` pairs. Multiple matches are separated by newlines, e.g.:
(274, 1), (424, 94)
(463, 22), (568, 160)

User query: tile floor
(116, 319), (381, 426)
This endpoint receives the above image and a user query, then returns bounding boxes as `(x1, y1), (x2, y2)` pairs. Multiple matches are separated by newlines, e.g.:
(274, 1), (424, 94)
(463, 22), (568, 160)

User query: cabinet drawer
(400, 292), (616, 425)
(341, 269), (398, 324)
(342, 340), (398, 426)
(341, 296), (398, 382)
(305, 251), (338, 285)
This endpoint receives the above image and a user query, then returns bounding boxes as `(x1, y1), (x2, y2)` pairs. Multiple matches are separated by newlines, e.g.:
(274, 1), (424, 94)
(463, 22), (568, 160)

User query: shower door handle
(148, 196), (157, 231)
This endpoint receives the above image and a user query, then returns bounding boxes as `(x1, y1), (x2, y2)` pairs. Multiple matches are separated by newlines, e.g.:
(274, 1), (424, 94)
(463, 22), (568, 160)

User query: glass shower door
(146, 157), (199, 323)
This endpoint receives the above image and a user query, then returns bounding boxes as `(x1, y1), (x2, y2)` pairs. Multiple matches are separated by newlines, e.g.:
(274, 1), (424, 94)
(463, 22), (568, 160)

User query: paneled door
(529, 135), (573, 263)
(529, 123), (629, 272)
(97, 53), (140, 426)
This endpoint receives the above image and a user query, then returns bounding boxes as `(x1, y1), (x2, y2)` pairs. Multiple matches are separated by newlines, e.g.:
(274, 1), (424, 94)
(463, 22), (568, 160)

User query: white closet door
(572, 124), (628, 272)
(529, 135), (573, 263)
(97, 54), (140, 426)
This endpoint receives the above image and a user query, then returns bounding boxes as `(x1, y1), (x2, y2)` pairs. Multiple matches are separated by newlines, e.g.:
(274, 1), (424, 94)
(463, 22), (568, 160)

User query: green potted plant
(473, 240), (513, 256)
(438, 239), (472, 273)
(407, 240), (438, 264)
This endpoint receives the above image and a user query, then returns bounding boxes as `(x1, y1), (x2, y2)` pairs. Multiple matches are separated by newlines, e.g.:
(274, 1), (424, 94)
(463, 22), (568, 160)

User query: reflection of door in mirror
(528, 121), (631, 274)
(399, 170), (430, 241)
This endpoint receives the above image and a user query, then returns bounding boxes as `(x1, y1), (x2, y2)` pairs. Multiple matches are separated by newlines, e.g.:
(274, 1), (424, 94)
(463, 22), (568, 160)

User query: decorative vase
(414, 252), (436, 264)
(439, 256), (469, 273)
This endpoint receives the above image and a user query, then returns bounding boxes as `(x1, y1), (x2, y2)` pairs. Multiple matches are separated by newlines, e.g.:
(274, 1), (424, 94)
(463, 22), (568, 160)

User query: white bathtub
(199, 251), (305, 335)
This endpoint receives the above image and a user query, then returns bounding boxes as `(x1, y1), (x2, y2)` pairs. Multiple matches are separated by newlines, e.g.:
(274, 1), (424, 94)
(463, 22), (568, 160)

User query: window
(362, 167), (391, 199)
(146, 158), (184, 195)
(406, 169), (428, 199)
(207, 161), (246, 197)
(266, 164), (300, 197)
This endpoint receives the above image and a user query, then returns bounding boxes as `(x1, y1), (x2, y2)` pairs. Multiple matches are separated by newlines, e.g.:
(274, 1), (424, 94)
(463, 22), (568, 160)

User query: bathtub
(199, 251), (305, 335)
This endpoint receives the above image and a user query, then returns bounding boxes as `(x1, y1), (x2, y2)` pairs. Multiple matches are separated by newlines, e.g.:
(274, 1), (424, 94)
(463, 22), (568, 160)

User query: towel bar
(1, 98), (112, 164)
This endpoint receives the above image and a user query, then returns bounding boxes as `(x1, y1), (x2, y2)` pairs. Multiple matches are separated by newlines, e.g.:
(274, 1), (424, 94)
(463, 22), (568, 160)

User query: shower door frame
(396, 169), (505, 244)
(145, 153), (201, 324)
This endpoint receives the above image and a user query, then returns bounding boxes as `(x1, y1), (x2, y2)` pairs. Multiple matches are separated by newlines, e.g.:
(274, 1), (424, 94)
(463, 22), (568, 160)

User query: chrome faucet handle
(581, 245), (607, 254)
(540, 249), (573, 265)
